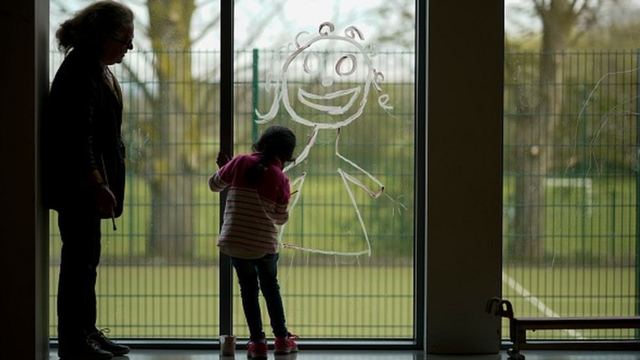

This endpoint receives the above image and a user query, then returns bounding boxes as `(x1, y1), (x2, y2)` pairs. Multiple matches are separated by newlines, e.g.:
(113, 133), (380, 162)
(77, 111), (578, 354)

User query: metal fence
(48, 49), (640, 342)
(503, 50), (640, 341)
(48, 49), (416, 340)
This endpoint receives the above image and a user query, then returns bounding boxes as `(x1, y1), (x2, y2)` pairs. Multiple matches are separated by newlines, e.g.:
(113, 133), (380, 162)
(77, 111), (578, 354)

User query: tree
(368, 0), (415, 49)
(51, 0), (414, 261)
(506, 0), (611, 260)
(143, 0), (198, 260)
(50, 0), (285, 261)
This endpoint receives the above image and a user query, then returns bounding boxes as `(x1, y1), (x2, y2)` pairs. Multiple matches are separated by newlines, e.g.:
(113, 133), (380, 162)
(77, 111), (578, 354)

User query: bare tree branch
(237, 0), (290, 50)
(532, 0), (545, 14)
(192, 12), (221, 45)
(121, 54), (158, 108)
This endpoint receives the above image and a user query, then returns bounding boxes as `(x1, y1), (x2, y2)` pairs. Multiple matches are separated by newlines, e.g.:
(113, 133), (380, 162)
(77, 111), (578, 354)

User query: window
(48, 0), (418, 343)
(503, 0), (640, 342)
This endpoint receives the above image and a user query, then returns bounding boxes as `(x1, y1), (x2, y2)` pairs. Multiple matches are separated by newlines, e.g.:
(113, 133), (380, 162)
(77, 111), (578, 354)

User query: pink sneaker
(274, 334), (299, 355)
(247, 339), (268, 359)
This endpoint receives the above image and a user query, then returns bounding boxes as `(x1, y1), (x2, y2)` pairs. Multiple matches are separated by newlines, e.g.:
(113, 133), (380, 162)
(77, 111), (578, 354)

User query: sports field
(48, 263), (415, 339)
(48, 264), (637, 341)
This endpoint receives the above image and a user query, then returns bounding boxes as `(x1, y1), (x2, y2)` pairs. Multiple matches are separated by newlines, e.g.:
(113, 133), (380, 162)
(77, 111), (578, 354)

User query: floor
(47, 349), (640, 360)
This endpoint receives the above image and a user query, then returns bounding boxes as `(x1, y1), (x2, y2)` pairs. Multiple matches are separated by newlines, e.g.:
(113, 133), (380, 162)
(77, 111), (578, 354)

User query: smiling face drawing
(283, 34), (372, 128)
(257, 22), (380, 129)
(252, 22), (394, 257)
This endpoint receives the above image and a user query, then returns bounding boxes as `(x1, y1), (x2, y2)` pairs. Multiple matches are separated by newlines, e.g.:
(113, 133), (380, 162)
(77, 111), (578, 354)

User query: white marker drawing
(256, 22), (395, 257)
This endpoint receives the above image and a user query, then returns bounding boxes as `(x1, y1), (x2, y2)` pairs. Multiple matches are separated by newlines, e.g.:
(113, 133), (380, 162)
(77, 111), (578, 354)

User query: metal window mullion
(219, 0), (234, 339)
(414, 0), (426, 350)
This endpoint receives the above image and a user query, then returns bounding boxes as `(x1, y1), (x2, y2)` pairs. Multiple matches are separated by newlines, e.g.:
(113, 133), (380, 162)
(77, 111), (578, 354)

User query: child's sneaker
(247, 339), (268, 359)
(274, 334), (299, 355)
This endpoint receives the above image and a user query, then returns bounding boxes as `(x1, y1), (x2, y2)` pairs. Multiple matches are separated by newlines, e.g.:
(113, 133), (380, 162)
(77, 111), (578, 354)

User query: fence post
(581, 85), (588, 264)
(636, 50), (640, 334)
(252, 48), (259, 143)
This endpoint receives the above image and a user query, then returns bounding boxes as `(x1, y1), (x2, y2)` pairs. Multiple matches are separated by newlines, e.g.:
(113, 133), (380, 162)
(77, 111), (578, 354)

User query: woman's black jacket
(42, 49), (126, 218)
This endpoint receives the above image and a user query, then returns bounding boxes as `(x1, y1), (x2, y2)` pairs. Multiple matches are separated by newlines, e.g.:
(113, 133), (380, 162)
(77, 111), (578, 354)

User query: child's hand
(216, 151), (231, 168)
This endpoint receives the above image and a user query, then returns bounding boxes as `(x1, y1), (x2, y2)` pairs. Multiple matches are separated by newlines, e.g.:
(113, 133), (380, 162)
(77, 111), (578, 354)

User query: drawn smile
(297, 87), (361, 115)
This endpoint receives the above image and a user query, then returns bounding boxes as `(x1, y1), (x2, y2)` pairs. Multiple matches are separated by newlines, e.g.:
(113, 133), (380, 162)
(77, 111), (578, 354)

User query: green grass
(50, 175), (638, 262)
(47, 264), (638, 340)
(46, 175), (639, 340)
(503, 266), (639, 340)
(49, 264), (414, 339)
(48, 171), (414, 262)
(503, 176), (639, 265)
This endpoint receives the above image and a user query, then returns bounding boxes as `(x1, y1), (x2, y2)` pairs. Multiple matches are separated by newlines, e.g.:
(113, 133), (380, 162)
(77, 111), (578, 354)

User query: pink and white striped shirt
(208, 153), (291, 259)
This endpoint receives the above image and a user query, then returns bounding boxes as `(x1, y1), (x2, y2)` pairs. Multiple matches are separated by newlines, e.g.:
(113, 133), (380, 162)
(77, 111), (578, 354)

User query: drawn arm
(283, 125), (319, 173)
(334, 128), (385, 198)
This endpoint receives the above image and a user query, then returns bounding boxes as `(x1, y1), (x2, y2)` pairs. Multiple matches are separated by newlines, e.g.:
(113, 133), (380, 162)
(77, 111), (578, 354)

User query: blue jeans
(232, 253), (288, 341)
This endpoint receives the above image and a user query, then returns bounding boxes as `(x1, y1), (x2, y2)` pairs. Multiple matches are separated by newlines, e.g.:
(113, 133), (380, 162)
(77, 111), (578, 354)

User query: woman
(43, 1), (134, 359)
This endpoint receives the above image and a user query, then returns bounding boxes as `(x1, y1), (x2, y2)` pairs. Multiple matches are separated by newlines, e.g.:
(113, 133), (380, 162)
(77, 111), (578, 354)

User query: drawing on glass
(255, 21), (397, 257)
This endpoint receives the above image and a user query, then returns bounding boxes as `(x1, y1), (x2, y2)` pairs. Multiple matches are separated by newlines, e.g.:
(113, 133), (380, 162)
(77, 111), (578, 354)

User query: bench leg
(508, 320), (525, 360)
(507, 348), (525, 360)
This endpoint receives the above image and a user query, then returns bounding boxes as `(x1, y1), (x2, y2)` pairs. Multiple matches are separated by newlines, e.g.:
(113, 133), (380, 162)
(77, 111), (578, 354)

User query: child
(208, 125), (299, 359)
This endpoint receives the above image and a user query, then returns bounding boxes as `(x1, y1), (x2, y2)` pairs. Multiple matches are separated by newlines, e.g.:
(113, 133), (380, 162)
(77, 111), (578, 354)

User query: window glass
(504, 0), (640, 341)
(232, 0), (416, 339)
(48, 0), (416, 340)
(48, 0), (221, 338)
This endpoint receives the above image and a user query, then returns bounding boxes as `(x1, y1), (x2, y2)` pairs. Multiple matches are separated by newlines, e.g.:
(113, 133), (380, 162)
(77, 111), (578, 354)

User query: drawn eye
(303, 53), (320, 75)
(335, 55), (357, 76)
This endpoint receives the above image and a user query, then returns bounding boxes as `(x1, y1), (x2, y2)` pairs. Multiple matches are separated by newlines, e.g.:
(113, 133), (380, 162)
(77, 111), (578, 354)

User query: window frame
(218, 1), (426, 349)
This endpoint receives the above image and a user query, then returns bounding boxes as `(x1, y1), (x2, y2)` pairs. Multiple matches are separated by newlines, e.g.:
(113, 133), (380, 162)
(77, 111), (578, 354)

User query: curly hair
(56, 1), (134, 55)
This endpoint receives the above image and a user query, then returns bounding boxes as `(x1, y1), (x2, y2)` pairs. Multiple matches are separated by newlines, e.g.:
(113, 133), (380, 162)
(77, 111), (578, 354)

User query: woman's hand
(94, 184), (117, 215)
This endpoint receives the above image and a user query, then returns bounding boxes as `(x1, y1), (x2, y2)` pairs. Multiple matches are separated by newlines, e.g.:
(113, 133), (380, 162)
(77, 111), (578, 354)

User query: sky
(49, 0), (415, 82)
(51, 0), (640, 49)
(50, 0), (393, 51)
(49, 0), (640, 78)
(504, 0), (640, 37)
(202, 0), (394, 50)
(50, 0), (592, 51)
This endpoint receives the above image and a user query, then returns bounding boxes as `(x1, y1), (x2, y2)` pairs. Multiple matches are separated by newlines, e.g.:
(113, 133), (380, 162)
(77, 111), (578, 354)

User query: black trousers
(57, 209), (101, 346)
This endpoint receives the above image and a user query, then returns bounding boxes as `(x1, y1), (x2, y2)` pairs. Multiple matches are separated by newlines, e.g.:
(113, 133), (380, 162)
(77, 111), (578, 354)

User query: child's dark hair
(246, 126), (296, 184)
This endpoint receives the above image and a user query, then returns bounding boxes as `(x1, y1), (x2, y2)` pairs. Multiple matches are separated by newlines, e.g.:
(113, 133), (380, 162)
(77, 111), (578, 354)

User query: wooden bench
(486, 298), (640, 360)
